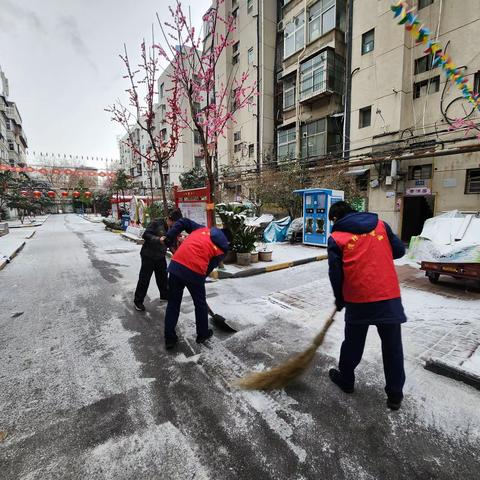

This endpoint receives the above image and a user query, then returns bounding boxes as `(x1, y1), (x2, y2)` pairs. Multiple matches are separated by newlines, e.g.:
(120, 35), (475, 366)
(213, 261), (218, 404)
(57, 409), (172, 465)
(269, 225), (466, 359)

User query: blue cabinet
(294, 188), (344, 247)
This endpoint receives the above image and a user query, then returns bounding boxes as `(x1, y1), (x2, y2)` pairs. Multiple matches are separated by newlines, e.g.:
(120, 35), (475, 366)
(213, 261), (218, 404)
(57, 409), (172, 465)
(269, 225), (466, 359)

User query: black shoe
(134, 300), (145, 311)
(196, 329), (213, 344)
(165, 336), (178, 350)
(387, 395), (403, 411)
(329, 368), (354, 394)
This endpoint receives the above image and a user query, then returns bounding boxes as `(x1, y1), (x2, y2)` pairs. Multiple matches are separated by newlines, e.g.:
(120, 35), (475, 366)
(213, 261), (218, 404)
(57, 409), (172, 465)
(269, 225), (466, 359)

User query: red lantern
(73, 191), (80, 198)
(61, 191), (69, 198)
(33, 190), (42, 199)
(47, 191), (56, 198)
(20, 190), (28, 197)
(84, 191), (92, 198)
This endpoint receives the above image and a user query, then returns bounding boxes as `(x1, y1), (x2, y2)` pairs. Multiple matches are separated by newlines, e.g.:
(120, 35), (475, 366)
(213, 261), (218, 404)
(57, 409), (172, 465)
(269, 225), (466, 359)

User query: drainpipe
(343, 0), (354, 161)
(295, 0), (308, 160)
(256, 1), (261, 175)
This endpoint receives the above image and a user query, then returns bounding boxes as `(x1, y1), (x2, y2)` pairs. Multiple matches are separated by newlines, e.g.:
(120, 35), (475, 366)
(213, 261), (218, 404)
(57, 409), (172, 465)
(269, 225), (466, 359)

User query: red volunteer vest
(172, 227), (223, 276)
(331, 220), (400, 303)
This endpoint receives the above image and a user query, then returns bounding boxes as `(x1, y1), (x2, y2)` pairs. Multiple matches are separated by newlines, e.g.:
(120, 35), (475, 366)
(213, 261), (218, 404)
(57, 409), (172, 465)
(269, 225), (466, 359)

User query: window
(136, 163), (142, 174)
(159, 83), (164, 99)
(249, 144), (254, 157)
(234, 131), (241, 141)
(232, 88), (239, 110)
(465, 168), (480, 194)
(234, 143), (242, 153)
(248, 47), (254, 65)
(161, 129), (167, 142)
(232, 41), (240, 65)
(277, 126), (296, 160)
(362, 29), (375, 55)
(194, 130), (202, 144)
(301, 119), (326, 159)
(194, 156), (203, 168)
(419, 0), (434, 9)
(474, 71), (480, 93)
(408, 164), (432, 180)
(247, 0), (253, 13)
(413, 76), (440, 98)
(414, 54), (435, 75)
(284, 13), (304, 58)
(300, 51), (327, 99)
(283, 76), (296, 110)
(159, 104), (166, 120)
(309, 0), (335, 42)
(8, 142), (14, 151)
(359, 106), (372, 128)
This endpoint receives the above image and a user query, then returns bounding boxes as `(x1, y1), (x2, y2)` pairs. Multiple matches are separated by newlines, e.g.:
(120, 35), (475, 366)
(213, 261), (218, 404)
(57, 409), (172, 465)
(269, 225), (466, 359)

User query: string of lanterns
(0, 164), (116, 178)
(20, 190), (92, 199)
(391, 1), (480, 110)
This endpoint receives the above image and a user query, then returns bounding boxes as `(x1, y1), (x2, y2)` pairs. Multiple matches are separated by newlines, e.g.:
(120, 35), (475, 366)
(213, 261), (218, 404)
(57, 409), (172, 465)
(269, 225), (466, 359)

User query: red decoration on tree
(61, 191), (69, 197)
(84, 191), (92, 198)
(47, 191), (56, 198)
(73, 191), (81, 198)
(33, 190), (42, 199)
(20, 190), (28, 197)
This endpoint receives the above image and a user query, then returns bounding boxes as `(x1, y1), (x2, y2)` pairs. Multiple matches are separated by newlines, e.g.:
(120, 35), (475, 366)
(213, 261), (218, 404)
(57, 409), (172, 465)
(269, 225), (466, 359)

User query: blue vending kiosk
(294, 188), (344, 247)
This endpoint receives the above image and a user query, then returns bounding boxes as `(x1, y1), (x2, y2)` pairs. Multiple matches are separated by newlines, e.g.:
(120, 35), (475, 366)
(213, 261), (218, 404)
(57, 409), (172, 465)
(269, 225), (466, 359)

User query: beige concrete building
(349, 0), (480, 241)
(205, 0), (277, 200)
(276, 0), (346, 165)
(0, 65), (28, 167)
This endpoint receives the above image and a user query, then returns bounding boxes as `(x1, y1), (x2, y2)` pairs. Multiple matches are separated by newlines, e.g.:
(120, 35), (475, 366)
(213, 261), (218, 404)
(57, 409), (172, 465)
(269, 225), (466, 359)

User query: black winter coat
(140, 219), (167, 259)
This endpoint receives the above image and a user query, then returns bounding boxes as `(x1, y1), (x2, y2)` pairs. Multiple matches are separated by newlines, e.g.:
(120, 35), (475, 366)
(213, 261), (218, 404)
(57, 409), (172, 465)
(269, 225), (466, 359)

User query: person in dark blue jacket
(327, 201), (406, 410)
(161, 218), (232, 349)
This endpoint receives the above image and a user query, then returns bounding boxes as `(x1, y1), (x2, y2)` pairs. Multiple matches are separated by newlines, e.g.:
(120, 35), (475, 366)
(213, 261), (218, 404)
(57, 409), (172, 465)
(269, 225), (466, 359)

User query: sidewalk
(0, 228), (35, 270)
(78, 214), (105, 224)
(217, 243), (327, 279)
(7, 215), (49, 228)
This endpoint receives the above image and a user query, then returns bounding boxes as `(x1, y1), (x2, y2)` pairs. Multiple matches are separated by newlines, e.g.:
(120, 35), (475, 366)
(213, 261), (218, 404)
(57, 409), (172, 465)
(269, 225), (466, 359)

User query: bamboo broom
(235, 308), (337, 390)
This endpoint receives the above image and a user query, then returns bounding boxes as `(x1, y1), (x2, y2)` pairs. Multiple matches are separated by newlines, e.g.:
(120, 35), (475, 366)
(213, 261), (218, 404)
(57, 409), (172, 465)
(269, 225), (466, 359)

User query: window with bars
(408, 164), (432, 180)
(300, 51), (326, 98)
(283, 75), (296, 110)
(362, 29), (375, 55)
(249, 144), (254, 157)
(284, 13), (304, 58)
(474, 71), (480, 93)
(234, 143), (242, 153)
(232, 41), (240, 64)
(301, 119), (326, 159)
(308, 0), (335, 42)
(465, 168), (480, 194)
(234, 131), (241, 141)
(248, 47), (254, 65)
(277, 126), (296, 161)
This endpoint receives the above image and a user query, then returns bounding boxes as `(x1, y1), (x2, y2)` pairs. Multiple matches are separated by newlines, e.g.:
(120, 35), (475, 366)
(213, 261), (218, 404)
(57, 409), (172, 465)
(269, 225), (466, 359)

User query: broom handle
(312, 307), (337, 348)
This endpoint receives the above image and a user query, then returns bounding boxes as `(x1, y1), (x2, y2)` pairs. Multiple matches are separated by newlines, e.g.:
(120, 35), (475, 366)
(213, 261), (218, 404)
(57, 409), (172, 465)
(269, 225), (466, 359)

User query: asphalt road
(0, 215), (479, 479)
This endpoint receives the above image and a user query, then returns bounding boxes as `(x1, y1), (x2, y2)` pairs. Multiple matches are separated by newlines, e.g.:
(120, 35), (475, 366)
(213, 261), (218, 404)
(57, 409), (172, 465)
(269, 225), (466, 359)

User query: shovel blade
(211, 314), (237, 333)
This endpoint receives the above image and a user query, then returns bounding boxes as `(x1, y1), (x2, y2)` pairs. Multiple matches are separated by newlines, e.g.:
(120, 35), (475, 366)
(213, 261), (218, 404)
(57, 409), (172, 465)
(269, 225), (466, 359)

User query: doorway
(401, 195), (435, 243)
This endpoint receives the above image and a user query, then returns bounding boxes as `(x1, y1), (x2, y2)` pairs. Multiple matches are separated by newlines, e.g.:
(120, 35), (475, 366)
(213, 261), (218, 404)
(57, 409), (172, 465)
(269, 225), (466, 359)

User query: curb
(121, 233), (144, 245)
(25, 230), (36, 239)
(217, 254), (328, 279)
(424, 358), (480, 390)
(0, 241), (26, 271)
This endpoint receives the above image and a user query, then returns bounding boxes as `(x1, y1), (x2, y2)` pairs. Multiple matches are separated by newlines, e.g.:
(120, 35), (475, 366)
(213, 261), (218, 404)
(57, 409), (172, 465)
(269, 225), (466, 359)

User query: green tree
(179, 167), (207, 190)
(111, 169), (133, 214)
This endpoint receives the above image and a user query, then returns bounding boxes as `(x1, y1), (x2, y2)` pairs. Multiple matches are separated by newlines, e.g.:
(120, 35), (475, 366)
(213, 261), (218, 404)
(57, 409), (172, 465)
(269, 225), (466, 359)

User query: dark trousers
(134, 255), (168, 303)
(164, 273), (209, 340)
(339, 323), (405, 398)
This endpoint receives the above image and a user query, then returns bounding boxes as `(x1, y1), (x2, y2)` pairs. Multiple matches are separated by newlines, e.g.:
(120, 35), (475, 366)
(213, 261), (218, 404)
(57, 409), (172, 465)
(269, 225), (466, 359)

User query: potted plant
(233, 226), (257, 266)
(250, 249), (259, 263)
(258, 242), (273, 262)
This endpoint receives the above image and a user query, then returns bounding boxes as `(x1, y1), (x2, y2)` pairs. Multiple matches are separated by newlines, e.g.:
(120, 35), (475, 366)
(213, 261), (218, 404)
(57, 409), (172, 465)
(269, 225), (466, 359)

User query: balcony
(6, 104), (22, 125)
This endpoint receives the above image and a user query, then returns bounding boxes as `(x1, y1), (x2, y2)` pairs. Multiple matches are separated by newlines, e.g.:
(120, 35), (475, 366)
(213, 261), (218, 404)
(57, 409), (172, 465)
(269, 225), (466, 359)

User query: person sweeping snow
(327, 201), (406, 410)
(161, 218), (232, 350)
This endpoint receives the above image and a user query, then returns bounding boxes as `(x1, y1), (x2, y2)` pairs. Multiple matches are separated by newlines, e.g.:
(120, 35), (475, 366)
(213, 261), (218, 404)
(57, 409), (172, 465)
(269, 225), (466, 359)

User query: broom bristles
(234, 308), (337, 391)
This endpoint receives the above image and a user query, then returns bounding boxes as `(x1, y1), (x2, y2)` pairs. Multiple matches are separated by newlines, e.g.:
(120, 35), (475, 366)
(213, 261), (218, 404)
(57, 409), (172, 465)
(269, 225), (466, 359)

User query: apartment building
(349, 0), (480, 240)
(276, 0), (347, 165)
(119, 61), (201, 192)
(0, 65), (28, 167)
(205, 0), (277, 199)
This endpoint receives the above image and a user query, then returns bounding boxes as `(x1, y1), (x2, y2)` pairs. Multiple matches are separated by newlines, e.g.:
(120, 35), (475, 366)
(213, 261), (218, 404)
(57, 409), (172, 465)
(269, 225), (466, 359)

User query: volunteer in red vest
(327, 201), (406, 410)
(161, 218), (232, 350)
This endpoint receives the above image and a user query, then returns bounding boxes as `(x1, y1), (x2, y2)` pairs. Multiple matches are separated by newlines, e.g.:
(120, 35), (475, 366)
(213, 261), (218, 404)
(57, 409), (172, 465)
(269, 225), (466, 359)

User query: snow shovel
(207, 304), (237, 333)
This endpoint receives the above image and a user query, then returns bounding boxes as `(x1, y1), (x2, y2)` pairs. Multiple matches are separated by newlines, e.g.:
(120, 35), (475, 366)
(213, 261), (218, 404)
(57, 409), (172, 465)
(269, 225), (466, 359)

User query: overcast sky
(0, 0), (211, 165)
